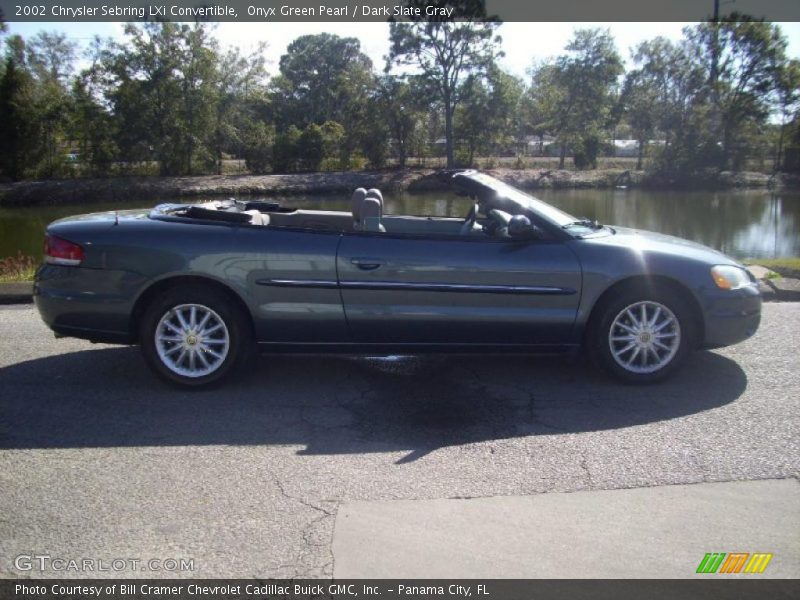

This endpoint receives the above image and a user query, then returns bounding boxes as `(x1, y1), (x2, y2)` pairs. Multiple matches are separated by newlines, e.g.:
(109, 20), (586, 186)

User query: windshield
(492, 179), (575, 224)
(461, 172), (600, 235)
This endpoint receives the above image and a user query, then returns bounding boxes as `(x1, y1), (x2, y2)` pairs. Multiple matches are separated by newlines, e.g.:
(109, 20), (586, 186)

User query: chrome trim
(257, 278), (576, 295)
(45, 256), (81, 267)
(257, 278), (339, 289)
(340, 281), (576, 295)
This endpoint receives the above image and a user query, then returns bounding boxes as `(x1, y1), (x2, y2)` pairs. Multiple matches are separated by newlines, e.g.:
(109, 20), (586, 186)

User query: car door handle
(351, 258), (383, 270)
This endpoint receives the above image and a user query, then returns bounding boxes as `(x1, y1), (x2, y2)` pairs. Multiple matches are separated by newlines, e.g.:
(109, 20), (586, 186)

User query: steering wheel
(459, 202), (479, 236)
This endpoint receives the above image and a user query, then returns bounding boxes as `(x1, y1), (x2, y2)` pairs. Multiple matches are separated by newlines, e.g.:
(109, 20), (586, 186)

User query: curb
(0, 282), (33, 305)
(760, 278), (800, 302)
(746, 266), (800, 302)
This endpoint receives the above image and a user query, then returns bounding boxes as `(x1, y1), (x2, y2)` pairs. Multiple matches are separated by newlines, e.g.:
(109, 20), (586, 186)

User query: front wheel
(589, 287), (695, 384)
(139, 285), (252, 388)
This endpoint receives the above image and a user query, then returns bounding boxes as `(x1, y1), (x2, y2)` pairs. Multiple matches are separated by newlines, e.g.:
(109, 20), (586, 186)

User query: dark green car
(35, 170), (761, 387)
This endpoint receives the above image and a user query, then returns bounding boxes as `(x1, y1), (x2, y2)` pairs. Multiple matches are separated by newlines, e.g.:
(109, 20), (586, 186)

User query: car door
(232, 226), (348, 343)
(336, 231), (582, 345)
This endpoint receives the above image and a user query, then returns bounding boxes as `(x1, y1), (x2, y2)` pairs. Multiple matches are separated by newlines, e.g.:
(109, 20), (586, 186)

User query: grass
(743, 257), (800, 279)
(0, 251), (37, 283)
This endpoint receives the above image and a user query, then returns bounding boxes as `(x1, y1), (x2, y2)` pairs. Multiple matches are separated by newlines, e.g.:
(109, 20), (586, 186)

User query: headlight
(711, 265), (753, 290)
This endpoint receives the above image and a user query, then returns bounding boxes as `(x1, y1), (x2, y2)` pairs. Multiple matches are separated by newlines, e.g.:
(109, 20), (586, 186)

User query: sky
(7, 21), (800, 79)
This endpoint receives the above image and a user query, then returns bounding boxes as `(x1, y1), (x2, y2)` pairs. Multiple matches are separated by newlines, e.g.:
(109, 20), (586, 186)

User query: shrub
(0, 251), (37, 282)
(573, 135), (601, 170)
(319, 157), (342, 172)
(454, 149), (474, 168)
(341, 154), (367, 171)
(298, 124), (325, 171)
(243, 122), (275, 175)
(272, 125), (302, 173)
(320, 121), (345, 163)
(363, 136), (388, 169)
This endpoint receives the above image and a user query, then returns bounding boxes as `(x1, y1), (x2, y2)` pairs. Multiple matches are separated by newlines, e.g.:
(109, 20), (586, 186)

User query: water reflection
(0, 188), (797, 260)
(534, 189), (799, 259)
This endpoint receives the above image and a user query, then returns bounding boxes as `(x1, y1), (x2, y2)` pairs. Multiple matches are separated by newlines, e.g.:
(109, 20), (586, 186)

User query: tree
(88, 24), (270, 176)
(177, 24), (218, 174)
(784, 114), (800, 173)
(373, 75), (430, 168)
(525, 29), (623, 169)
(0, 33), (79, 179)
(26, 31), (77, 85)
(456, 65), (523, 165)
(454, 74), (489, 166)
(68, 74), (117, 176)
(386, 2), (502, 167)
(271, 33), (374, 162)
(320, 121), (346, 168)
(0, 34), (72, 180)
(689, 16), (789, 169)
(620, 68), (659, 169)
(0, 52), (32, 180)
(0, 19), (5, 81)
(298, 123), (325, 171)
(104, 23), (187, 174)
(775, 59), (800, 170)
(626, 37), (711, 176)
(243, 121), (275, 174)
(26, 32), (78, 177)
(272, 125), (302, 173)
(212, 44), (267, 174)
(102, 23), (221, 175)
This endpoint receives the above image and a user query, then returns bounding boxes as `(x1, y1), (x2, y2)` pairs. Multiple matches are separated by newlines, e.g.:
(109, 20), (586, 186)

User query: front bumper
(701, 284), (762, 349)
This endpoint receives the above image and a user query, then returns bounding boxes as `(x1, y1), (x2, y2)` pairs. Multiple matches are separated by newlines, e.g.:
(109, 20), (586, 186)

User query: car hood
(591, 226), (743, 267)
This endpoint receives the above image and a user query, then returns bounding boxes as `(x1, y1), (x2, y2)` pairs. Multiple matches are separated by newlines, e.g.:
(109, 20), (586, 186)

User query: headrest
(366, 188), (383, 204)
(351, 188), (367, 222)
(360, 197), (382, 220)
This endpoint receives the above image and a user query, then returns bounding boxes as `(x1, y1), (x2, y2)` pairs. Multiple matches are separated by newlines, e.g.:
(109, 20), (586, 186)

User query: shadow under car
(0, 348), (747, 462)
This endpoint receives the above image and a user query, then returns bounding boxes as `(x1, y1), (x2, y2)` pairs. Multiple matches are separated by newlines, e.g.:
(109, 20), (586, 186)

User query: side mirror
(507, 215), (540, 240)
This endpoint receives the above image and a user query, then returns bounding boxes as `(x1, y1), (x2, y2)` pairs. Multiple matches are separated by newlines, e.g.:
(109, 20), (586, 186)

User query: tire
(588, 284), (696, 384)
(139, 284), (253, 388)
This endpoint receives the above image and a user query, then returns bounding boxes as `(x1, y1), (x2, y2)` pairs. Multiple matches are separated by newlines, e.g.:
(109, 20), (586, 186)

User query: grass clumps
(0, 251), (37, 283)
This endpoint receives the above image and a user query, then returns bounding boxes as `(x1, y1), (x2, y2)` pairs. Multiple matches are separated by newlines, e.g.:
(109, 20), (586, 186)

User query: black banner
(1, 0), (800, 23)
(3, 580), (800, 600)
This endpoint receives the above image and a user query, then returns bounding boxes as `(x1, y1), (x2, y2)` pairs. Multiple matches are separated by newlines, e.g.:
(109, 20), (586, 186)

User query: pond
(1, 188), (798, 261)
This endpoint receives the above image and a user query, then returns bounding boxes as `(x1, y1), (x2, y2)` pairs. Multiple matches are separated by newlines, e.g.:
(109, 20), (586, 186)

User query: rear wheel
(589, 285), (695, 384)
(139, 285), (252, 388)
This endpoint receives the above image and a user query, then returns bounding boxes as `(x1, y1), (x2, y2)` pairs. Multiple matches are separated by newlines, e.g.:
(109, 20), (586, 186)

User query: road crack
(270, 472), (339, 578)
(580, 454), (595, 488)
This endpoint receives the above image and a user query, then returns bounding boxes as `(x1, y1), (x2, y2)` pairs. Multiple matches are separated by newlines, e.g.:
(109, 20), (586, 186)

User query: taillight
(44, 234), (84, 266)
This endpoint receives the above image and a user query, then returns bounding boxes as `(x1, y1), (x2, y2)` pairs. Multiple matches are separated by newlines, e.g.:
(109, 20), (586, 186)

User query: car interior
(170, 186), (534, 240)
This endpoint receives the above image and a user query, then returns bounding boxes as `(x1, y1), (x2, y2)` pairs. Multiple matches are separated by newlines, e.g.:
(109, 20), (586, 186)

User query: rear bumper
(34, 265), (141, 344)
(700, 284), (762, 349)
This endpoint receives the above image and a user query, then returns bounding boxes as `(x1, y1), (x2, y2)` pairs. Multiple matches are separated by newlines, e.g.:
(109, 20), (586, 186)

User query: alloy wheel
(608, 300), (681, 374)
(154, 303), (230, 378)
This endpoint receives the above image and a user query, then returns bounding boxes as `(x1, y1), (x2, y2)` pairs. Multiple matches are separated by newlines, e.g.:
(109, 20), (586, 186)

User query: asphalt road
(0, 303), (798, 578)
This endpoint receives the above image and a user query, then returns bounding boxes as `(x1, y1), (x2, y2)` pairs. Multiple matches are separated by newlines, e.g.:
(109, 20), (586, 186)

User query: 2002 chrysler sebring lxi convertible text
(34, 171), (761, 387)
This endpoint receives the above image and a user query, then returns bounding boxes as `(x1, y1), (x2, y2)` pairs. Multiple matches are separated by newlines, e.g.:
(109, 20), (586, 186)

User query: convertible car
(34, 170), (761, 387)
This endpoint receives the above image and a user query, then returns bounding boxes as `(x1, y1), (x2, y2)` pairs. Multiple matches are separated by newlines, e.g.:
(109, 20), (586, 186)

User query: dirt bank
(0, 170), (431, 208)
(1, 168), (795, 207)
